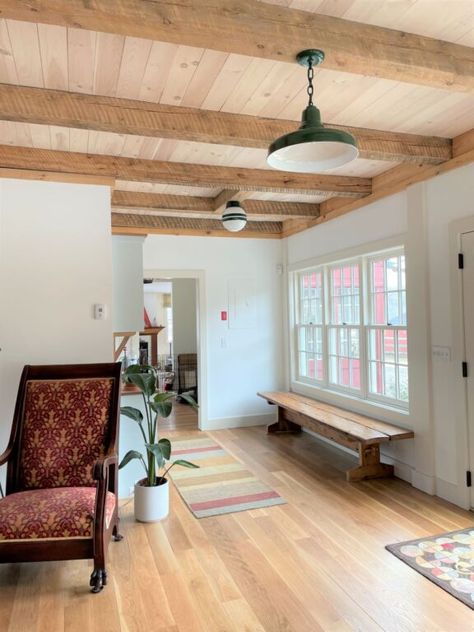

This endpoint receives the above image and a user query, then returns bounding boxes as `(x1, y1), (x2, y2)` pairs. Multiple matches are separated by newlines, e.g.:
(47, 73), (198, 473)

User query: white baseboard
(435, 477), (470, 509)
(202, 413), (275, 431)
(411, 470), (436, 495)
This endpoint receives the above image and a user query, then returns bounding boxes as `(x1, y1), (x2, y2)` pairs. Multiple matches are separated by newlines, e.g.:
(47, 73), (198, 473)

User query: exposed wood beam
(0, 145), (371, 196)
(213, 190), (252, 214)
(2, 1), (473, 93)
(0, 167), (114, 187)
(112, 190), (214, 213)
(112, 190), (320, 221)
(0, 84), (451, 164)
(111, 213), (282, 239)
(283, 129), (474, 237)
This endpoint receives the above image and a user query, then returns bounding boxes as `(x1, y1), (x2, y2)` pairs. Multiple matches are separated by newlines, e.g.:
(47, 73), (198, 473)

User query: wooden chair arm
(0, 444), (13, 467)
(93, 453), (118, 481)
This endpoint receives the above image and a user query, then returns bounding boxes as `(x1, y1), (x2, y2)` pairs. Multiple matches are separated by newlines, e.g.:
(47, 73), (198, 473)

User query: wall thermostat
(94, 304), (107, 320)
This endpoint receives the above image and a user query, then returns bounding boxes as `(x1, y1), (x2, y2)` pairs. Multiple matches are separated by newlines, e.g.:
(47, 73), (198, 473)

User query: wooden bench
(257, 391), (414, 481)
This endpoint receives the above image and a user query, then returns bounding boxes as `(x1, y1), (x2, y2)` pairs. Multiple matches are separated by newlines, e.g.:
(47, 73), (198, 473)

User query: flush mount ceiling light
(267, 49), (358, 173)
(222, 200), (247, 232)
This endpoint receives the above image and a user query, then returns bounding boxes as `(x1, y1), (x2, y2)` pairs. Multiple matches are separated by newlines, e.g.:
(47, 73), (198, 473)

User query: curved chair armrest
(93, 453), (118, 481)
(0, 444), (13, 467)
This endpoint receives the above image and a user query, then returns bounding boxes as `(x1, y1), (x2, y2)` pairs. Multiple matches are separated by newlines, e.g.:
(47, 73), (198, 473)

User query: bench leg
(268, 407), (302, 434)
(346, 444), (394, 482)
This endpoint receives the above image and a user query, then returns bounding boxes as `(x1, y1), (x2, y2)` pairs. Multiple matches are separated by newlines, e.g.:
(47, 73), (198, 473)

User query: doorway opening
(144, 269), (206, 431)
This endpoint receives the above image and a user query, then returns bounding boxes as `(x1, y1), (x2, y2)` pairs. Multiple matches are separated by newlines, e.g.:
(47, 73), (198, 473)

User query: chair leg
(90, 567), (106, 593)
(112, 522), (123, 542)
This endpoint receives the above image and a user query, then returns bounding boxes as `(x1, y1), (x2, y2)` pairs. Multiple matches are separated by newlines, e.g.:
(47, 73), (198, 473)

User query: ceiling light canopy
(222, 200), (247, 232)
(267, 50), (358, 173)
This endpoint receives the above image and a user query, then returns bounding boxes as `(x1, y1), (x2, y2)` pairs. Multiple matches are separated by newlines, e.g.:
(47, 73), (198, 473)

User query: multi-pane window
(296, 271), (324, 381)
(294, 248), (408, 408)
(328, 262), (361, 391)
(367, 254), (408, 403)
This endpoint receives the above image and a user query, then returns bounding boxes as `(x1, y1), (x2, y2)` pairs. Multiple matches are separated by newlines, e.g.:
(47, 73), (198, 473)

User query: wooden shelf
(139, 326), (164, 336)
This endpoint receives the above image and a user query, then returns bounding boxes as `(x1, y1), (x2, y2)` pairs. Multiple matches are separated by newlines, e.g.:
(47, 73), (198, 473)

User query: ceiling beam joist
(0, 145), (371, 196)
(112, 190), (320, 220)
(2, 1), (473, 93)
(111, 213), (282, 239)
(0, 85), (451, 164)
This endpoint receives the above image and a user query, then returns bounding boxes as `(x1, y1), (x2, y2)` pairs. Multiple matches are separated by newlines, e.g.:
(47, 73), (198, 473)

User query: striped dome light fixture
(222, 200), (247, 232)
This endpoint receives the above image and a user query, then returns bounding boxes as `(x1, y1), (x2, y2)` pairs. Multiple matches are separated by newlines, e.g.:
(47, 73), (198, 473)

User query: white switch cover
(94, 303), (107, 320)
(432, 346), (451, 361)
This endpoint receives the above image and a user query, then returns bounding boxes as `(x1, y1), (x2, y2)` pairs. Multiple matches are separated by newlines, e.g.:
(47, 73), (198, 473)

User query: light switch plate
(432, 345), (451, 361)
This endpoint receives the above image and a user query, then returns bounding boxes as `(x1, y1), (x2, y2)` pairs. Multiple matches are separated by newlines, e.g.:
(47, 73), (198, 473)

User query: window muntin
(294, 248), (408, 409)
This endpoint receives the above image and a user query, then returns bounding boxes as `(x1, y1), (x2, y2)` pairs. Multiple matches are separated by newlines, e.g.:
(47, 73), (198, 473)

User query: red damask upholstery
(0, 363), (122, 593)
(18, 378), (114, 490)
(0, 487), (116, 541)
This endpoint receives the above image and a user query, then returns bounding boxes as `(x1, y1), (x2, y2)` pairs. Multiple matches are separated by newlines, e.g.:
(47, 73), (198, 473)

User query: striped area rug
(169, 434), (286, 518)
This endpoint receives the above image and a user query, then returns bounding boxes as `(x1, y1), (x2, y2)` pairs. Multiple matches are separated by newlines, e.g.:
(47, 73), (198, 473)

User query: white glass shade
(267, 140), (359, 173)
(222, 202), (247, 232)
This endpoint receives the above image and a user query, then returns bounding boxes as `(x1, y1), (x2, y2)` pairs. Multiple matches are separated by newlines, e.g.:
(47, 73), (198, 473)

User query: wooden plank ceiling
(0, 0), (472, 238)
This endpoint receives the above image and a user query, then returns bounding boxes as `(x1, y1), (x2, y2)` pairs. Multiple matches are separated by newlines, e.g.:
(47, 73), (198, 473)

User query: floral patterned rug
(386, 528), (474, 609)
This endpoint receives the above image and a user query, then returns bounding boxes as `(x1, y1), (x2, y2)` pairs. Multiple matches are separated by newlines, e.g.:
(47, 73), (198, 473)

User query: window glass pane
(369, 361), (384, 395)
(369, 253), (406, 328)
(387, 292), (400, 324)
(386, 257), (399, 290)
(350, 359), (360, 389)
(384, 364), (397, 398)
(398, 365), (409, 401)
(383, 329), (395, 363)
(329, 355), (337, 383)
(397, 330), (408, 365)
(330, 263), (360, 325)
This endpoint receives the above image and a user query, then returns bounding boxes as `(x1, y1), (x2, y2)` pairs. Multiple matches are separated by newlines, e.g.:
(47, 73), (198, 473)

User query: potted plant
(119, 365), (198, 522)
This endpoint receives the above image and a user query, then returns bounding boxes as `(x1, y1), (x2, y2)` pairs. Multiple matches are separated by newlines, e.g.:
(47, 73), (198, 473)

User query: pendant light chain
(307, 60), (314, 107)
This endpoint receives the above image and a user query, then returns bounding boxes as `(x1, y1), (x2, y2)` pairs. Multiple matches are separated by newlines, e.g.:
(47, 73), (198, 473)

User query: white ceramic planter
(134, 478), (169, 522)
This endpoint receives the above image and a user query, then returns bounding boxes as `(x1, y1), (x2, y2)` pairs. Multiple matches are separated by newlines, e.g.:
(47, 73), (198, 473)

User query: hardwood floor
(1, 426), (473, 631)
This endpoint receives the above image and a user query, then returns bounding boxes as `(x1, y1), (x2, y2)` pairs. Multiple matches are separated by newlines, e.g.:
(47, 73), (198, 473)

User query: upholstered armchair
(0, 362), (122, 593)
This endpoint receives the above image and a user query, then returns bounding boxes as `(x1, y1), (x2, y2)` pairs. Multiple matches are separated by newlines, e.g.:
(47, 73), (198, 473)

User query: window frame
(291, 246), (408, 411)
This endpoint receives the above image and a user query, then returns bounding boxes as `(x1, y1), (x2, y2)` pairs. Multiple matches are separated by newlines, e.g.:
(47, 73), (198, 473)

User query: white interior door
(460, 230), (474, 508)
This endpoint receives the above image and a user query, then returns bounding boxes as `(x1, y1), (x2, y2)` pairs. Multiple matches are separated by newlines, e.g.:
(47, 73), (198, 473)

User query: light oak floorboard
(1, 427), (473, 631)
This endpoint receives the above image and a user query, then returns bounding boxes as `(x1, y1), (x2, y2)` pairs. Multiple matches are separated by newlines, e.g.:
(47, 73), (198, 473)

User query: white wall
(285, 163), (474, 508)
(172, 278), (197, 356)
(112, 236), (144, 333)
(0, 179), (113, 470)
(143, 235), (285, 426)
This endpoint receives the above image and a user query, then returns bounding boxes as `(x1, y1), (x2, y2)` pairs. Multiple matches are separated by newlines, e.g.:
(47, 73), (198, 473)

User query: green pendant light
(267, 50), (358, 173)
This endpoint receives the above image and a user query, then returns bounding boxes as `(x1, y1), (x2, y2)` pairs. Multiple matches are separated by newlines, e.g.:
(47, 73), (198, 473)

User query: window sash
(293, 248), (408, 409)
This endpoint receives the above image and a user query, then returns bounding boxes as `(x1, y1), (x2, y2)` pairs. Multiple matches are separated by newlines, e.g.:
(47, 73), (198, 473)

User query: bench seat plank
(258, 391), (389, 444)
(281, 392), (414, 441)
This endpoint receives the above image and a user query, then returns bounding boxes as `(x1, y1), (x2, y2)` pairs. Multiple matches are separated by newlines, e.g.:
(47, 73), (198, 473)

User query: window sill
(291, 379), (411, 427)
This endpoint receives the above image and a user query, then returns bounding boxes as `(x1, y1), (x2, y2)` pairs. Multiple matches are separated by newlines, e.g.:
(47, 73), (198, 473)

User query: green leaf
(127, 372), (157, 397)
(153, 391), (176, 403)
(146, 443), (165, 469)
(120, 406), (143, 423)
(179, 392), (199, 410)
(124, 364), (155, 376)
(173, 459), (199, 469)
(158, 438), (171, 460)
(119, 450), (143, 469)
(150, 400), (173, 418)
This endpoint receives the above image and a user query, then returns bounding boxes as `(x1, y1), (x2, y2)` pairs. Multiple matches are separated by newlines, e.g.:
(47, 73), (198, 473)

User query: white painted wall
(0, 179), (113, 477)
(285, 163), (474, 508)
(112, 236), (144, 333)
(172, 278), (197, 356)
(143, 235), (285, 426)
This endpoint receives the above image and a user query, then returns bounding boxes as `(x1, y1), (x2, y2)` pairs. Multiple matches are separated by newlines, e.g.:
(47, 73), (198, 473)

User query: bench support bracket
(346, 444), (394, 482)
(267, 407), (302, 434)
